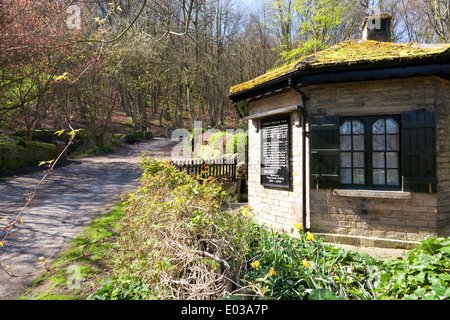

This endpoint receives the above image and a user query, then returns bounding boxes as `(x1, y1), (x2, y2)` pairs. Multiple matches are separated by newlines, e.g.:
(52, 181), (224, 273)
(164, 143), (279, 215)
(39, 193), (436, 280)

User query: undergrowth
(87, 159), (450, 300)
(88, 158), (257, 300)
(20, 159), (450, 300)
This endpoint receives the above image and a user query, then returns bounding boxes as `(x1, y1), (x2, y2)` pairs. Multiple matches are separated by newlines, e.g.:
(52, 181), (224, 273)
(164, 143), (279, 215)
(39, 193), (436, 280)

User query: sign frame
(260, 115), (291, 189)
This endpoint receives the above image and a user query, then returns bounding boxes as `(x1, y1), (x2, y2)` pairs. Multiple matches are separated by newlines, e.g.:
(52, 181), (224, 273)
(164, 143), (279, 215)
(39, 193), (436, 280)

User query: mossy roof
(229, 39), (450, 95)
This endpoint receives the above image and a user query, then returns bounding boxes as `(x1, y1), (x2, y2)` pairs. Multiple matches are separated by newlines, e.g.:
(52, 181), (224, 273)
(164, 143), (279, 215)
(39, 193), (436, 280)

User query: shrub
(241, 225), (379, 300)
(242, 228), (450, 300)
(374, 237), (450, 300)
(0, 138), (60, 171)
(225, 132), (247, 156)
(74, 145), (113, 158)
(92, 159), (257, 300)
(130, 130), (153, 140)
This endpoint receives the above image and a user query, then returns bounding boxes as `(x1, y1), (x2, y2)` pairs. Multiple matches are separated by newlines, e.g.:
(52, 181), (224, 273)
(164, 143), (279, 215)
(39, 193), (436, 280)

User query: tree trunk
(187, 83), (196, 128)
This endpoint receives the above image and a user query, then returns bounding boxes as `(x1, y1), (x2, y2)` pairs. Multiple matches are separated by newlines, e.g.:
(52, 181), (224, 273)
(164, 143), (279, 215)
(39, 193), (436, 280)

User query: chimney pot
(361, 14), (392, 42)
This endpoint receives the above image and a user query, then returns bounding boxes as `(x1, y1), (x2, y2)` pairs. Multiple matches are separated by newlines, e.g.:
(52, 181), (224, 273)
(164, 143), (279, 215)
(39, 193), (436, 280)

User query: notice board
(260, 116), (290, 189)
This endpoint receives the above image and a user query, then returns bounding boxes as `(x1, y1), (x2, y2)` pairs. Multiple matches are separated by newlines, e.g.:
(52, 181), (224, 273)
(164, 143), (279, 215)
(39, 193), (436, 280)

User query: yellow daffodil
(294, 223), (302, 232)
(306, 231), (315, 241)
(269, 268), (277, 276)
(250, 261), (260, 270)
(302, 259), (311, 268)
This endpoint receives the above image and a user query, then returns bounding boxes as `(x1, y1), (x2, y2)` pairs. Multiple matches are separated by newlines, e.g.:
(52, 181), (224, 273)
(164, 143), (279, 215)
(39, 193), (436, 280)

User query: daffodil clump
(241, 222), (380, 300)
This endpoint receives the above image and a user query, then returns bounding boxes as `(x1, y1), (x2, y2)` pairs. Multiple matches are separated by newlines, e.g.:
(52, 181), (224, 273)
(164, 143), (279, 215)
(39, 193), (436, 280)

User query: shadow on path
(0, 138), (178, 299)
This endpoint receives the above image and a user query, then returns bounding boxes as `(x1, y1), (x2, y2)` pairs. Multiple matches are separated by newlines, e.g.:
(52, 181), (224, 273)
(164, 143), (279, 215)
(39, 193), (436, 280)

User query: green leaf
(410, 271), (426, 284)
(440, 246), (450, 254)
(438, 272), (450, 282)
(54, 73), (69, 82)
(68, 129), (80, 136)
(38, 159), (55, 166)
(419, 238), (442, 254)
(308, 288), (340, 300)
(380, 272), (392, 282)
(201, 259), (219, 270)
(406, 287), (427, 300)
(54, 129), (65, 136)
(430, 282), (450, 299)
(100, 279), (112, 287)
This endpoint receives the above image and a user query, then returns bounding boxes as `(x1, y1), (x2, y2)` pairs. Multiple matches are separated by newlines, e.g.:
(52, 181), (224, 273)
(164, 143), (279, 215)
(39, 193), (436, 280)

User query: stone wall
(435, 78), (450, 237)
(246, 76), (450, 243)
(310, 190), (439, 242)
(247, 93), (305, 235)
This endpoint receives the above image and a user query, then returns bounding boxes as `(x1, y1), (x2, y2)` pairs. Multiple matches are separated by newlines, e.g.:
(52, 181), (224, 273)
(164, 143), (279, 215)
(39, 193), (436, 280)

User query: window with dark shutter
(401, 110), (437, 193)
(310, 115), (340, 189)
(311, 112), (437, 193)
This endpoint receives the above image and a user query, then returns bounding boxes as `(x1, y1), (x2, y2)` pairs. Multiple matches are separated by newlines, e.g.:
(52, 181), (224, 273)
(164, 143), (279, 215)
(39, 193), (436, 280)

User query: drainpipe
(288, 77), (309, 232)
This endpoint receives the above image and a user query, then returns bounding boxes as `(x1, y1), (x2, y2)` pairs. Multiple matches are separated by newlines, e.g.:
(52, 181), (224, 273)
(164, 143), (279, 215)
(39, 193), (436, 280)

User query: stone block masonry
(310, 189), (439, 242)
(246, 76), (450, 244)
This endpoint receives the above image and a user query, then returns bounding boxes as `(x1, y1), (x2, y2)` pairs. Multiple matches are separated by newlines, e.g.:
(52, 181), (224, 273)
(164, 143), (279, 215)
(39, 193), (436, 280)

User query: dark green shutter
(310, 115), (340, 189)
(401, 110), (437, 193)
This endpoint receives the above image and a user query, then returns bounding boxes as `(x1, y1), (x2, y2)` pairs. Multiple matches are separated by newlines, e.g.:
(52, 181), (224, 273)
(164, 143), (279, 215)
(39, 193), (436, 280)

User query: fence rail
(172, 158), (237, 182)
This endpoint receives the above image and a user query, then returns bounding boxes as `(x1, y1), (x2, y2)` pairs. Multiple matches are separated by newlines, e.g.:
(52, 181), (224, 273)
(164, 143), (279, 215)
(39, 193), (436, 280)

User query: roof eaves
(229, 56), (450, 103)
(229, 40), (450, 101)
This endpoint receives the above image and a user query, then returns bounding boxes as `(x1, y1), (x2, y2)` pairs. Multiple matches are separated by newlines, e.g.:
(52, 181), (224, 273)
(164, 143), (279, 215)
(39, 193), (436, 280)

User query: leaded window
(340, 119), (365, 185)
(310, 111), (436, 193)
(338, 116), (401, 189)
(372, 118), (400, 186)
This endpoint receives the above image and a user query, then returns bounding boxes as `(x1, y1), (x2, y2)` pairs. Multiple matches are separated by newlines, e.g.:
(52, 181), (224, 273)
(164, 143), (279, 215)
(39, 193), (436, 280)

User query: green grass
(74, 145), (114, 158)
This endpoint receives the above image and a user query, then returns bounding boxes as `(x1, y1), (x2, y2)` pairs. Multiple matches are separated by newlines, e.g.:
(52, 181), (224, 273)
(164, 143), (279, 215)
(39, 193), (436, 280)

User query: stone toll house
(229, 15), (450, 249)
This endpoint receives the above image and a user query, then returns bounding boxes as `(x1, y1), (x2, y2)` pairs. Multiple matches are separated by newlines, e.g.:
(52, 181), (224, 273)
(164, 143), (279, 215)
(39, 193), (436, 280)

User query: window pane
(387, 135), (399, 150)
(340, 136), (351, 151)
(387, 169), (400, 185)
(340, 120), (351, 134)
(386, 118), (399, 133)
(339, 116), (401, 188)
(353, 169), (365, 184)
(373, 152), (385, 168)
(373, 169), (385, 185)
(373, 119), (385, 134)
(353, 153), (364, 168)
(352, 120), (364, 134)
(341, 169), (352, 184)
(386, 152), (399, 168)
(353, 135), (365, 151)
(340, 152), (351, 167)
(373, 135), (385, 151)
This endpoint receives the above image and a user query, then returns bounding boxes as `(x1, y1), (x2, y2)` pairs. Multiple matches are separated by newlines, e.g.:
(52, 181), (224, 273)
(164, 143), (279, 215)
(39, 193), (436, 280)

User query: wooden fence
(172, 158), (237, 182)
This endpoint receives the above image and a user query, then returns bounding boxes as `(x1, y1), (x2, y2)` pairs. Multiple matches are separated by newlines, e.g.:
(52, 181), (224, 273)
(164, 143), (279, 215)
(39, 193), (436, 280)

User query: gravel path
(0, 138), (178, 299)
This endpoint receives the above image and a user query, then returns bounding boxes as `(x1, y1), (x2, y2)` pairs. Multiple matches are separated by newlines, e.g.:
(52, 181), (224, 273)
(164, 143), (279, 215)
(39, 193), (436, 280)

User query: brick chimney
(361, 14), (392, 42)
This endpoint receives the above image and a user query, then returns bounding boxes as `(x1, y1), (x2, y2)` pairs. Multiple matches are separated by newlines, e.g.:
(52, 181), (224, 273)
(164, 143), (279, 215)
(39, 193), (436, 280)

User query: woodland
(2, 0), (450, 150)
(2, 1), (450, 301)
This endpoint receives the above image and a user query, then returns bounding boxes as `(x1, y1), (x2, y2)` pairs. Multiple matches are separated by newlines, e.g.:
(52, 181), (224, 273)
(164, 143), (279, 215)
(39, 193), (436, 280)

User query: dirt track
(0, 138), (178, 299)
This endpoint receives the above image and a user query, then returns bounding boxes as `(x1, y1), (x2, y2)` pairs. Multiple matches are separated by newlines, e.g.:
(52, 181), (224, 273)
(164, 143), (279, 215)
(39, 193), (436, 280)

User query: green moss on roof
(230, 39), (450, 95)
